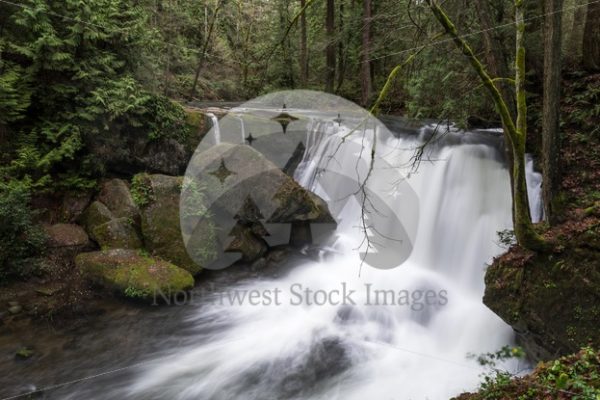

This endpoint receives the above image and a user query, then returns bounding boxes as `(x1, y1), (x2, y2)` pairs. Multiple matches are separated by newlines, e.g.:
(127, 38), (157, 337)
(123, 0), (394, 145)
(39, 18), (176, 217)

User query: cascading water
(115, 114), (541, 400)
(207, 113), (221, 144)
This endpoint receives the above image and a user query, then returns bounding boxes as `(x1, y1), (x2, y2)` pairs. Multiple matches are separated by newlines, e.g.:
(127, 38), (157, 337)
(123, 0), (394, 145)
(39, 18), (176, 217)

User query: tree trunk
(474, 0), (517, 222)
(542, 0), (563, 224)
(474, 0), (516, 120)
(336, 0), (345, 92)
(425, 0), (546, 251)
(279, 0), (295, 88)
(189, 0), (222, 100)
(565, 0), (585, 66)
(361, 0), (372, 106)
(325, 0), (336, 93)
(583, 0), (600, 71)
(299, 0), (308, 84)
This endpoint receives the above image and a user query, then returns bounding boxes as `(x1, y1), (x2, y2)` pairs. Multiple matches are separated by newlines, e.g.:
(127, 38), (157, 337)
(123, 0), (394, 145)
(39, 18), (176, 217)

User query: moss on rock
(139, 174), (203, 275)
(484, 240), (600, 361)
(92, 218), (142, 250)
(75, 249), (194, 302)
(97, 179), (139, 220)
(79, 201), (114, 233)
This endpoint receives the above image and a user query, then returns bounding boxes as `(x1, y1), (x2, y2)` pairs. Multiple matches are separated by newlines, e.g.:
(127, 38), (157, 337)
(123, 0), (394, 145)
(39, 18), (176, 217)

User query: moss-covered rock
(484, 239), (600, 361)
(75, 249), (194, 302)
(97, 179), (139, 220)
(92, 218), (142, 250)
(79, 201), (114, 234)
(139, 174), (203, 275)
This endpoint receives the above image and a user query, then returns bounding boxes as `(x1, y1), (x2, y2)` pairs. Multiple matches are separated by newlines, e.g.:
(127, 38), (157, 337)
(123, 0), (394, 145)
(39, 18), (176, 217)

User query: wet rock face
(75, 249), (194, 302)
(484, 243), (600, 362)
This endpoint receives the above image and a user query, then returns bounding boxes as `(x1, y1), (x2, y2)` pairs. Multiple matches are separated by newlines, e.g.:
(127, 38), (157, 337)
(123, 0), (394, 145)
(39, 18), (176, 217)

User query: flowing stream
(1, 114), (541, 400)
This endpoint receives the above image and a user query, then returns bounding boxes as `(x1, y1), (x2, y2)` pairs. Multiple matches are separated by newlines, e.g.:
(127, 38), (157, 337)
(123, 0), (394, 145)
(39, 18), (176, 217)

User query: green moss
(91, 218), (142, 250)
(75, 249), (194, 302)
(15, 347), (34, 359)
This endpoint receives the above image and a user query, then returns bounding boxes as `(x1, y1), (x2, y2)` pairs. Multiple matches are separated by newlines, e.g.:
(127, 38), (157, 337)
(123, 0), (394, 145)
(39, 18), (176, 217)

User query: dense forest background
(0, 0), (599, 277)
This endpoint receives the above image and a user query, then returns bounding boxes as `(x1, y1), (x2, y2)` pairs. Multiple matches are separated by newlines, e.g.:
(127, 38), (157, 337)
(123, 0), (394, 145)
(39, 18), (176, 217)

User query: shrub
(0, 180), (46, 283)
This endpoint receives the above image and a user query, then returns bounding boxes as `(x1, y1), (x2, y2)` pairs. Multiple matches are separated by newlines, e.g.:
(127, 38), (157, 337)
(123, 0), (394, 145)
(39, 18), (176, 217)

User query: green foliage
(139, 96), (191, 142)
(0, 179), (46, 283)
(124, 285), (151, 299)
(0, 0), (158, 190)
(467, 347), (600, 400)
(565, 74), (600, 137)
(469, 346), (526, 369)
(0, 65), (31, 125)
(537, 348), (600, 400)
(131, 173), (154, 208)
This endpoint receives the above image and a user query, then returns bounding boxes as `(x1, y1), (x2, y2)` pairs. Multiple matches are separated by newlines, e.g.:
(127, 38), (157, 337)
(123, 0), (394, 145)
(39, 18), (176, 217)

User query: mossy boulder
(79, 201), (114, 233)
(484, 240), (600, 362)
(92, 218), (142, 250)
(137, 174), (203, 275)
(75, 249), (194, 302)
(97, 179), (139, 220)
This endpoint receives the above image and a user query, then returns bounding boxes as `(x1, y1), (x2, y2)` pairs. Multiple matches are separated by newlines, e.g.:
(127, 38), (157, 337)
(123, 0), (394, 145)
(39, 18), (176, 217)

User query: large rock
(45, 224), (90, 248)
(97, 179), (139, 220)
(84, 108), (209, 176)
(59, 191), (93, 223)
(79, 201), (114, 233)
(183, 143), (336, 267)
(75, 249), (194, 302)
(484, 240), (600, 362)
(136, 174), (202, 275)
(185, 144), (334, 226)
(92, 218), (143, 250)
(80, 200), (143, 250)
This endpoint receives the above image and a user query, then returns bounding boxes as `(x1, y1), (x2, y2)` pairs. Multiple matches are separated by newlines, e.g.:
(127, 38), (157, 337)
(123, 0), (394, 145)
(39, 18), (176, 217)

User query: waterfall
(120, 117), (540, 400)
(207, 113), (221, 145)
(238, 116), (246, 144)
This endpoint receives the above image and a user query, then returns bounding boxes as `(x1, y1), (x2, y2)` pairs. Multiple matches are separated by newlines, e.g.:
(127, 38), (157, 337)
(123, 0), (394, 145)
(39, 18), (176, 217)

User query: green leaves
(0, 0), (157, 191)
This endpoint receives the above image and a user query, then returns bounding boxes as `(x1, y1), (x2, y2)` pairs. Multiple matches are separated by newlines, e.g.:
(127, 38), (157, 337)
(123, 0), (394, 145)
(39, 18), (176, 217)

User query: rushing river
(1, 101), (541, 399)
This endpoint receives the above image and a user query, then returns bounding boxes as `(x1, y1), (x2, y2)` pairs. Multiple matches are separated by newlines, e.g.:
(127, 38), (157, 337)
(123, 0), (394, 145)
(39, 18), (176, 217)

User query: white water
(207, 113), (221, 144)
(125, 119), (540, 400)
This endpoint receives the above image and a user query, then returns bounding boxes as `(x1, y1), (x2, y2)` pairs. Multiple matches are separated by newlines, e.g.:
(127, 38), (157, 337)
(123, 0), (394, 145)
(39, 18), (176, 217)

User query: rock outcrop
(484, 235), (600, 361)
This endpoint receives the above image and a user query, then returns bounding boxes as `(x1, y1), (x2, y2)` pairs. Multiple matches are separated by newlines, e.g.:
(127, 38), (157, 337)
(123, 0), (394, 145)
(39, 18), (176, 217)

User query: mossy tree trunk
(425, 0), (546, 251)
